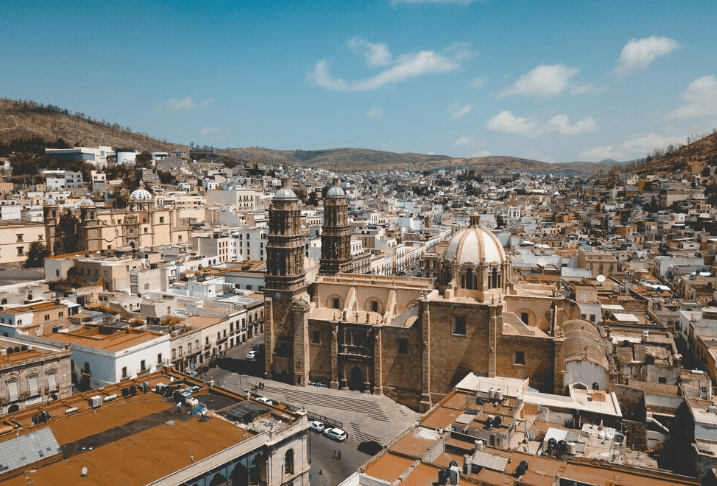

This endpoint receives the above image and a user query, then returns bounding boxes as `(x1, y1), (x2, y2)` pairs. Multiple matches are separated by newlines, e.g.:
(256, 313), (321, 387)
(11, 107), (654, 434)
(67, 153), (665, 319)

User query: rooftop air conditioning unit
(89, 395), (102, 408)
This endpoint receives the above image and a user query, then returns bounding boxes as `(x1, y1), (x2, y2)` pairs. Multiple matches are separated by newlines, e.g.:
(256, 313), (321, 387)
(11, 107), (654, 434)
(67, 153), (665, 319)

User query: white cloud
(367, 105), (384, 119)
(498, 64), (579, 99)
(200, 127), (221, 138)
(162, 96), (214, 111)
(487, 110), (596, 138)
(348, 37), (392, 66)
(469, 75), (488, 89)
(669, 74), (717, 119)
(547, 114), (596, 135)
(614, 36), (680, 75)
(307, 42), (473, 92)
(578, 132), (685, 161)
(448, 102), (472, 119)
(570, 83), (604, 95)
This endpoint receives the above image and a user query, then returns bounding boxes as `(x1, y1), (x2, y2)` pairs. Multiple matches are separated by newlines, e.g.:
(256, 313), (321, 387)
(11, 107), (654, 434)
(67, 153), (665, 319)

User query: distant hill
(630, 129), (717, 174)
(0, 97), (644, 175)
(0, 99), (179, 153)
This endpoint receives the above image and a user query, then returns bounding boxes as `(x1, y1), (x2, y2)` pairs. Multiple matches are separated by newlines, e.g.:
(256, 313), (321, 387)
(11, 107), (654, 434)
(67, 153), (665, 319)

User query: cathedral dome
(326, 178), (345, 198)
(130, 188), (152, 201)
(443, 214), (506, 265)
(274, 187), (297, 199)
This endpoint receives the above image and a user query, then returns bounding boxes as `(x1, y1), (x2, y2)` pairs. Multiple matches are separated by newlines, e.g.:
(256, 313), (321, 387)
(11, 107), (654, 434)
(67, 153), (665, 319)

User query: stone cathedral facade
(264, 180), (580, 411)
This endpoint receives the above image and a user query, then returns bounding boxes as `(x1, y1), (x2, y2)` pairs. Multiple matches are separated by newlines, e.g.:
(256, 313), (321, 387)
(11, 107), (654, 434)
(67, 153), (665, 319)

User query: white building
(42, 170), (83, 190)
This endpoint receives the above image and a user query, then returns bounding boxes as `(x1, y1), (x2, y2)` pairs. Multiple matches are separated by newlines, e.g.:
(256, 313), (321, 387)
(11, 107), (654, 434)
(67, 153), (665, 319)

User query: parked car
(256, 396), (273, 405)
(246, 350), (258, 361)
(309, 420), (325, 432)
(185, 370), (198, 377)
(251, 342), (264, 351)
(323, 427), (347, 442)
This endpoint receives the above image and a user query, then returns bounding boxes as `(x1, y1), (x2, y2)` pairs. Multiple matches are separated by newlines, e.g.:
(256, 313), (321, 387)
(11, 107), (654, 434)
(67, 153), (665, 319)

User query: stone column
(330, 321), (339, 389)
(420, 301), (432, 412)
(373, 326), (383, 395)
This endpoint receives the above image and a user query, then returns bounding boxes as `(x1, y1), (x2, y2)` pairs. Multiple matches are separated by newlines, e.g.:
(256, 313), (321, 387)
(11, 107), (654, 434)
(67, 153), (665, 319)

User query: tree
(23, 242), (49, 268)
(135, 151), (152, 168)
(495, 214), (506, 229)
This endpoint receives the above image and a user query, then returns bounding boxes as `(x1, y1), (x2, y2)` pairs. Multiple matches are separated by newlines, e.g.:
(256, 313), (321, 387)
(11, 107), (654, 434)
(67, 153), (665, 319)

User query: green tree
(23, 241), (49, 268)
(135, 151), (152, 168)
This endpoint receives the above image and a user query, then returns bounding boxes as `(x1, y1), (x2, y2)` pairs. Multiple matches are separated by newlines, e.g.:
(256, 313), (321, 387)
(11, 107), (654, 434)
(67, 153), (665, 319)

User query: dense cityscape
(0, 138), (716, 485)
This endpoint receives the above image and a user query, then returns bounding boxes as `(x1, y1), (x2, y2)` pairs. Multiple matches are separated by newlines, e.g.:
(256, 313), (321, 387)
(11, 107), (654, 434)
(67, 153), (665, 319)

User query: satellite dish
(81, 467), (88, 477)
(596, 275), (606, 282)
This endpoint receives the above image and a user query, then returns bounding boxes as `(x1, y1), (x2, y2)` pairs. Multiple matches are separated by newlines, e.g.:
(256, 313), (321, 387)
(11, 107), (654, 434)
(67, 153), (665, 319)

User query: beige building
(0, 221), (46, 265)
(0, 336), (72, 414)
(264, 181), (580, 412)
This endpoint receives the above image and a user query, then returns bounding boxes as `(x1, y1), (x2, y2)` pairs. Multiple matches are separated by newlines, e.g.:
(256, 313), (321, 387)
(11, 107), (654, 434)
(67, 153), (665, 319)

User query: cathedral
(43, 184), (188, 255)
(265, 179), (581, 410)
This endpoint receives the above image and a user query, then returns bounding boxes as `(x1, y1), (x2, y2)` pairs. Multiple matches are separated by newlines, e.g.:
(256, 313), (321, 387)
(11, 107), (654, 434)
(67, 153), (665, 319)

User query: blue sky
(2, 0), (716, 163)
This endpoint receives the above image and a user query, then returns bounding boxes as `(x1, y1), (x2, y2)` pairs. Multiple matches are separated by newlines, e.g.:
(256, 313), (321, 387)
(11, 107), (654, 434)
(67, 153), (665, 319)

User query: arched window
(284, 448), (294, 474)
(491, 268), (499, 289)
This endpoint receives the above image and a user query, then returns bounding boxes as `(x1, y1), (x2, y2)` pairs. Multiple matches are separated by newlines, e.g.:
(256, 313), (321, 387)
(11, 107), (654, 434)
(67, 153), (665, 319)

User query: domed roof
(130, 188), (152, 201)
(274, 187), (297, 199)
(80, 199), (96, 207)
(326, 178), (345, 197)
(444, 214), (506, 265)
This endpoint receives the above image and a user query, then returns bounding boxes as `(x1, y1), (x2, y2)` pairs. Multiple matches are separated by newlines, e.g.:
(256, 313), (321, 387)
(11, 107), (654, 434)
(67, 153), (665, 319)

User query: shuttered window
(7, 381), (18, 402)
(47, 373), (56, 392)
(28, 376), (38, 396)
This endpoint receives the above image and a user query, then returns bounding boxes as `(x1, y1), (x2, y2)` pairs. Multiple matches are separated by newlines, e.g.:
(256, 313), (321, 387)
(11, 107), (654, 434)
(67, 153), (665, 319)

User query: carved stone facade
(319, 179), (352, 276)
(265, 202), (581, 410)
(0, 337), (72, 415)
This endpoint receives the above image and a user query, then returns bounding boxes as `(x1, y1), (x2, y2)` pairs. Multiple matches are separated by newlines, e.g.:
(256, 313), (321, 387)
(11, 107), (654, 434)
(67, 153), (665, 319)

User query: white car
(256, 396), (273, 405)
(323, 427), (347, 442)
(309, 420), (325, 432)
(246, 350), (258, 361)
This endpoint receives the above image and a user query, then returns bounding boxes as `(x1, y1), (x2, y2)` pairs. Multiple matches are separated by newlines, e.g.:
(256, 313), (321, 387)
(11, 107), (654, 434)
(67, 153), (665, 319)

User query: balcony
(339, 344), (372, 357)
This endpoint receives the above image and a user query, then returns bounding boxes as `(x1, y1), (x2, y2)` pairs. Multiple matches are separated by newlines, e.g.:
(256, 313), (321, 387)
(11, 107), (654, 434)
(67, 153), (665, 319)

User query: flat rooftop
(38, 326), (165, 352)
(0, 371), (304, 485)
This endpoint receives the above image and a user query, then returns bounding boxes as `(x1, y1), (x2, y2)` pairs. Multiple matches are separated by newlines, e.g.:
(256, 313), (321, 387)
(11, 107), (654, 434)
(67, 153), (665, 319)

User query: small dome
(327, 178), (345, 197)
(130, 188), (152, 201)
(327, 186), (345, 197)
(274, 187), (297, 199)
(444, 217), (506, 265)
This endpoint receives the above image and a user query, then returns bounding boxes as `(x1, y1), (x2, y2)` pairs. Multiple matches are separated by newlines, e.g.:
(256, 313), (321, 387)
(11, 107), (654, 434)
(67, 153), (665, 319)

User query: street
(203, 334), (374, 485)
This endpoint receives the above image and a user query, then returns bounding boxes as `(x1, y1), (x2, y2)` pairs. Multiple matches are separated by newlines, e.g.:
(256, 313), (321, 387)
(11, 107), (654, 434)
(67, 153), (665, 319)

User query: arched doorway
(230, 464), (249, 486)
(209, 472), (227, 486)
(349, 366), (364, 391)
(8, 404), (20, 413)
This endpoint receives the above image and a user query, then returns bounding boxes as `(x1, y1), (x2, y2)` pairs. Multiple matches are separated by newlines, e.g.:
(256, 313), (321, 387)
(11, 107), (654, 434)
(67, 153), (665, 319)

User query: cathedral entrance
(349, 367), (364, 391)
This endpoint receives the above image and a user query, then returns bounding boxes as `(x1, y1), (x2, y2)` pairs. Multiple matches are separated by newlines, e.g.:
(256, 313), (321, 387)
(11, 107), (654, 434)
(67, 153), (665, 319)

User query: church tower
(264, 179), (310, 385)
(319, 179), (352, 275)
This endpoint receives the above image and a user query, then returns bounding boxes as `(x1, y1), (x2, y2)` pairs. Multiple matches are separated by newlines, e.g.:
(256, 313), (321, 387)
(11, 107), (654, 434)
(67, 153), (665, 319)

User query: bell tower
(264, 178), (310, 385)
(320, 179), (352, 275)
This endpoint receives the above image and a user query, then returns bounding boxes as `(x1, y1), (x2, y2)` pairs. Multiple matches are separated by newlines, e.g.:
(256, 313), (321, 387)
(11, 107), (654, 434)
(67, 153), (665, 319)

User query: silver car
(323, 427), (347, 442)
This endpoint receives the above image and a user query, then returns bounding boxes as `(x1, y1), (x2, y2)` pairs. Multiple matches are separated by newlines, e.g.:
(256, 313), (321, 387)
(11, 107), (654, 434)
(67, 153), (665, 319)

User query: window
(17, 234), (23, 242)
(172, 349), (176, 360)
(122, 367), (127, 379)
(333, 298), (340, 309)
(312, 330), (320, 344)
(7, 380), (18, 402)
(398, 338), (408, 355)
(454, 316), (466, 336)
(44, 314), (50, 321)
(28, 375), (38, 396)
(140, 360), (146, 371)
(17, 247), (24, 256)
(47, 373), (57, 391)
(157, 353), (162, 364)
(59, 312), (63, 318)
(56, 269), (60, 277)
(514, 351), (525, 365)
(188, 343), (192, 353)
(658, 377), (667, 384)
(159, 216), (164, 223)
(520, 312), (529, 325)
(371, 301), (379, 312)
(284, 449), (294, 475)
